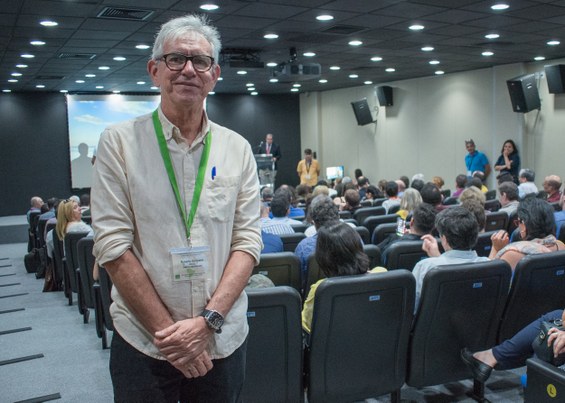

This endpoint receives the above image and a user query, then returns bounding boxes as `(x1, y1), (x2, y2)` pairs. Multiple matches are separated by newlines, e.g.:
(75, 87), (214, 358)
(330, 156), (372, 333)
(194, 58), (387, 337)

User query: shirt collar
(442, 249), (478, 259)
(157, 105), (211, 147)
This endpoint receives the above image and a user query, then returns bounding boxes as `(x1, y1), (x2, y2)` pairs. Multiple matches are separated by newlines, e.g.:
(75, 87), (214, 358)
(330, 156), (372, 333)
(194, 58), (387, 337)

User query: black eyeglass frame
(158, 53), (215, 72)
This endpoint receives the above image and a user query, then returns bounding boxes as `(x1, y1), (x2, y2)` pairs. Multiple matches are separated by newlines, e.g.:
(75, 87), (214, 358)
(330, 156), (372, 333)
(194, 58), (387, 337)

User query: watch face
(203, 310), (224, 331)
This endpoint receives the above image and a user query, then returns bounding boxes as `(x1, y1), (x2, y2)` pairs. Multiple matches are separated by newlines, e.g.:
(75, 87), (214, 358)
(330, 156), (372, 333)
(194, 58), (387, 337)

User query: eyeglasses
(159, 53), (215, 72)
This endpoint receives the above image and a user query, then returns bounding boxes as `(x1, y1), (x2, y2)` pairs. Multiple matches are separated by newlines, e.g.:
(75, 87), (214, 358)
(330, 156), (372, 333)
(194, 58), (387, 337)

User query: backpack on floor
(24, 248), (41, 274)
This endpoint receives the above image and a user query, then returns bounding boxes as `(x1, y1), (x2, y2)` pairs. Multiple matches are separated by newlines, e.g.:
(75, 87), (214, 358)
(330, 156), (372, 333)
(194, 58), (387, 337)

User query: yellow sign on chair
(547, 383), (557, 398)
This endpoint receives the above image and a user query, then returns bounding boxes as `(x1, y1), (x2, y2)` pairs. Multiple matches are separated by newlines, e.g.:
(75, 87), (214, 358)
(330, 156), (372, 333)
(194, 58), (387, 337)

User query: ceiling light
(16, 64), (27, 68)
(8, 79), (18, 83)
(200, 4), (219, 11)
(303, 52), (316, 57)
(264, 33), (278, 39)
(291, 88), (299, 92)
(266, 62), (277, 67)
(96, 86), (104, 89)
(3, 89), (12, 93)
(217, 77), (223, 81)
(316, 15), (334, 21)
(547, 40), (561, 46)
(237, 70), (247, 75)
(112, 91), (120, 94)
(151, 86), (159, 90)
(269, 78), (279, 83)
(251, 92), (258, 96)
(246, 83), (254, 87)
(36, 84), (45, 88)
(40, 20), (58, 27)
(386, 68), (396, 72)
(293, 83), (302, 88)
(429, 60), (440, 65)
(136, 44), (150, 50)
(60, 90), (68, 93)
(491, 3), (509, 11)
(30, 40), (46, 46)
(11, 72), (22, 77)
(21, 54), (35, 58)
(364, 81), (373, 85)
(421, 46), (434, 52)
(98, 66), (110, 70)
(329, 66), (340, 71)
(371, 56), (383, 62)
(319, 79), (328, 83)
(349, 74), (359, 78)
(209, 91), (215, 95)
(349, 40), (363, 46)
(485, 33), (500, 39)
(482, 51), (494, 56)
(75, 80), (85, 83)
(113, 56), (126, 61)
(435, 70), (445, 75)
(409, 24), (424, 31)
(137, 81), (146, 85)
(534, 56), (546, 61)
(85, 74), (96, 78)
(247, 87), (256, 91)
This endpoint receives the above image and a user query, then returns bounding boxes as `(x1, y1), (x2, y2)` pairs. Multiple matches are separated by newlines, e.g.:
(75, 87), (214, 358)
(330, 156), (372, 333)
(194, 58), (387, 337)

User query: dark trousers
(110, 331), (247, 403)
(493, 309), (563, 369)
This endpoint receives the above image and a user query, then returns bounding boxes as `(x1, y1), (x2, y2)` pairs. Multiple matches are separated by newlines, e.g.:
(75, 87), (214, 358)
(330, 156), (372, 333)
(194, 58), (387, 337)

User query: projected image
(326, 166), (344, 180)
(67, 94), (160, 188)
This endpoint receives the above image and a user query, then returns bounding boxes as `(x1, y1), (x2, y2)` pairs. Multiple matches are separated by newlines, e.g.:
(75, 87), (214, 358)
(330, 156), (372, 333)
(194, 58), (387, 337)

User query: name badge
(305, 174), (311, 180)
(170, 246), (210, 282)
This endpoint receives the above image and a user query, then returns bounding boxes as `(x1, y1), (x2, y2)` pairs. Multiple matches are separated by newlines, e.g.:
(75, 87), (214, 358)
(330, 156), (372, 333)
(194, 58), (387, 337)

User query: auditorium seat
(353, 225), (370, 244)
(254, 252), (301, 293)
(485, 189), (497, 200)
(63, 231), (90, 315)
(372, 222), (397, 245)
(525, 358), (565, 403)
(77, 236), (96, 324)
(385, 240), (427, 271)
(279, 232), (306, 252)
(484, 199), (501, 212)
(484, 211), (509, 232)
(353, 206), (385, 224)
(362, 214), (398, 238)
(473, 230), (497, 257)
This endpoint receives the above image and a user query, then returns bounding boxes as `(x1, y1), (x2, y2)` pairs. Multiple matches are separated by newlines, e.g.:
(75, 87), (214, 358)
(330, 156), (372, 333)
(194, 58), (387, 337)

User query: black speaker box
(350, 98), (374, 126)
(545, 64), (565, 94)
(506, 74), (541, 113)
(377, 86), (393, 106)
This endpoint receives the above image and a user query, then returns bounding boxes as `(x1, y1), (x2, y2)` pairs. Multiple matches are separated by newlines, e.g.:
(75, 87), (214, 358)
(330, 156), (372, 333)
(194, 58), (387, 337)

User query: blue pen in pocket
(211, 166), (216, 180)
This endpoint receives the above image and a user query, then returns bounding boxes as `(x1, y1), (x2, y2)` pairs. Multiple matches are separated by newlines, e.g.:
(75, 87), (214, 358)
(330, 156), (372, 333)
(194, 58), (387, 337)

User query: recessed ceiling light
(291, 88), (299, 92)
(364, 81), (373, 85)
(136, 44), (150, 50)
(303, 52), (316, 57)
(11, 72), (22, 77)
(349, 74), (359, 78)
(21, 54), (35, 58)
(113, 56), (126, 61)
(421, 46), (434, 52)
(3, 89), (12, 93)
(534, 56), (546, 61)
(409, 24), (424, 31)
(491, 3), (509, 11)
(98, 66), (110, 70)
(151, 86), (159, 90)
(8, 79), (18, 83)
(435, 70), (445, 75)
(16, 64), (27, 68)
(269, 78), (279, 83)
(96, 85), (104, 89)
(246, 83), (254, 87)
(547, 40), (561, 46)
(217, 77), (223, 81)
(60, 89), (68, 93)
(429, 60), (440, 65)
(293, 83), (302, 88)
(209, 91), (215, 95)
(266, 62), (277, 67)
(264, 33), (278, 39)
(482, 51), (494, 56)
(371, 56), (383, 62)
(85, 74), (96, 78)
(40, 20), (58, 27)
(30, 40), (46, 46)
(319, 79), (328, 83)
(75, 80), (85, 83)
(485, 33), (500, 39)
(237, 70), (247, 75)
(386, 68), (396, 72)
(137, 81), (146, 85)
(36, 84), (45, 88)
(316, 15), (334, 21)
(251, 92), (258, 96)
(200, 4), (219, 11)
(247, 87), (256, 91)
(329, 66), (340, 71)
(112, 90), (120, 94)
(349, 40), (363, 46)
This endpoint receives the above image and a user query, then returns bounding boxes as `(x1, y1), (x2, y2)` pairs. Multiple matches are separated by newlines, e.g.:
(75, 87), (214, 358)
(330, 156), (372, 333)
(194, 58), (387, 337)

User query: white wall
(300, 59), (565, 190)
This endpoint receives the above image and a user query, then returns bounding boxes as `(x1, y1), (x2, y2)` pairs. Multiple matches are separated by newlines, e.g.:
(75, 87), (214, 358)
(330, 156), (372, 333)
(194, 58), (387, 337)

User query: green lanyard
(152, 110), (211, 244)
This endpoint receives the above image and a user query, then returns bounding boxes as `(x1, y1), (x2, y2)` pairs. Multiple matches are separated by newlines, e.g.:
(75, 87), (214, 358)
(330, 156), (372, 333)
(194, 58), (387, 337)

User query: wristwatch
(200, 309), (224, 334)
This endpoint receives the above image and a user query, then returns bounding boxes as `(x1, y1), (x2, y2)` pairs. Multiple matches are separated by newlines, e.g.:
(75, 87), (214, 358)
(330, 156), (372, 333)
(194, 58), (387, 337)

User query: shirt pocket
(206, 176), (240, 222)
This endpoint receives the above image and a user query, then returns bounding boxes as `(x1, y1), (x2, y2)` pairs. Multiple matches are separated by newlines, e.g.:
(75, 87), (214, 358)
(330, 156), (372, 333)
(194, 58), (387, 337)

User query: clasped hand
(154, 317), (214, 378)
(490, 230), (510, 252)
(548, 328), (565, 357)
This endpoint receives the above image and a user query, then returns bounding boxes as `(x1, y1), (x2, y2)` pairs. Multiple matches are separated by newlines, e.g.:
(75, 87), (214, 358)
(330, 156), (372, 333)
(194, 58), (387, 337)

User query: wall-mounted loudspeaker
(545, 64), (565, 94)
(376, 86), (393, 106)
(350, 98), (375, 126)
(506, 74), (541, 113)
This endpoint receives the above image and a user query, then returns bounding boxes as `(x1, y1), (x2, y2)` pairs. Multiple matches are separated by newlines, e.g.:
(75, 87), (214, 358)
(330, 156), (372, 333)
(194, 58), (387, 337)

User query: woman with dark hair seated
(301, 222), (386, 333)
(489, 198), (565, 271)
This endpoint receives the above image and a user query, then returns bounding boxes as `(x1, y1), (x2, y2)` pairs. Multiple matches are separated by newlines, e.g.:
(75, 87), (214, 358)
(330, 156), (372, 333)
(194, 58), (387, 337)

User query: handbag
(532, 320), (565, 365)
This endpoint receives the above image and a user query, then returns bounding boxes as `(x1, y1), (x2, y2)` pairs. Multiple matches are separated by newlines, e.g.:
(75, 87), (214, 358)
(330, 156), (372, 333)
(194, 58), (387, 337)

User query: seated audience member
(365, 185), (383, 202)
(395, 179), (406, 198)
(40, 203), (49, 214)
(420, 182), (446, 212)
(377, 203), (437, 265)
(38, 197), (58, 231)
(301, 221), (386, 333)
(518, 168), (538, 199)
(555, 193), (565, 239)
(261, 186), (274, 204)
(460, 198), (486, 232)
(47, 198), (92, 259)
(413, 207), (489, 309)
(377, 179), (388, 194)
(382, 181), (401, 213)
(261, 194), (299, 235)
(459, 186), (486, 207)
(340, 189), (361, 213)
(452, 174), (467, 198)
(543, 175), (562, 203)
(295, 195), (340, 284)
(295, 184), (311, 206)
(79, 193), (90, 213)
(399, 175), (410, 190)
(472, 171), (488, 193)
(354, 168), (364, 181)
(397, 188), (423, 221)
(27, 196), (44, 223)
(489, 198), (565, 271)
(357, 176), (370, 200)
(412, 173), (425, 183)
(431, 176), (445, 190)
(304, 185), (330, 229)
(411, 179), (425, 192)
(333, 182), (356, 208)
(261, 230), (283, 254)
(276, 185), (305, 219)
(498, 181), (520, 216)
(461, 309), (565, 382)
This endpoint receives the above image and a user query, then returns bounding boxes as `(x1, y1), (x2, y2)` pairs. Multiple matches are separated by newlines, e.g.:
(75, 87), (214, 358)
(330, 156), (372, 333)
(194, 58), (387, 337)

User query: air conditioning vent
(58, 53), (97, 60)
(97, 7), (154, 21)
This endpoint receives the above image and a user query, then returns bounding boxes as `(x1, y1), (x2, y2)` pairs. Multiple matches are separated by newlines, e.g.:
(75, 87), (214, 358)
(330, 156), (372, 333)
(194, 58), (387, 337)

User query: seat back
(372, 198), (386, 207)
(37, 217), (49, 247)
(353, 206), (385, 224)
(292, 223), (310, 233)
(497, 251), (565, 342)
(63, 231), (90, 293)
(484, 199), (501, 212)
(525, 358), (565, 403)
(51, 228), (65, 288)
(473, 230), (497, 257)
(387, 204), (401, 215)
(254, 252), (301, 293)
(442, 196), (458, 206)
(307, 271), (415, 403)
(440, 189), (451, 199)
(485, 189), (497, 200)
(77, 237), (96, 308)
(372, 222), (398, 245)
(242, 287), (303, 403)
(484, 211), (509, 231)
(507, 210), (519, 235)
(360, 199), (373, 207)
(342, 218), (358, 227)
(338, 210), (351, 219)
(29, 211), (42, 250)
(279, 232), (306, 252)
(362, 214), (398, 237)
(386, 240), (427, 271)
(353, 226), (370, 244)
(407, 260), (512, 388)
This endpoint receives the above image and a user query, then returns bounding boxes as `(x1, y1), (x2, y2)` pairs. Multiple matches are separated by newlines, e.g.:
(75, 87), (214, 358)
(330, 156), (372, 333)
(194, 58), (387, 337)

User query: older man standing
(91, 15), (261, 402)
